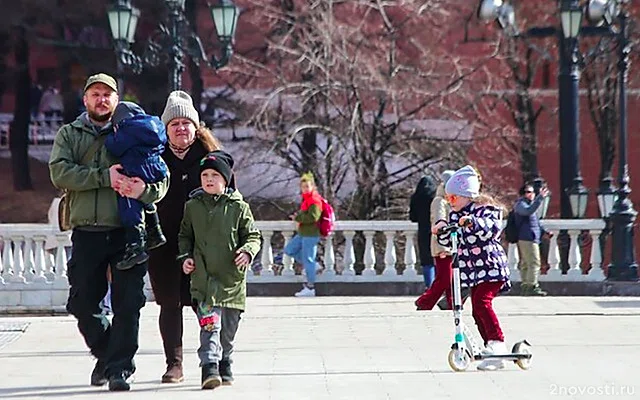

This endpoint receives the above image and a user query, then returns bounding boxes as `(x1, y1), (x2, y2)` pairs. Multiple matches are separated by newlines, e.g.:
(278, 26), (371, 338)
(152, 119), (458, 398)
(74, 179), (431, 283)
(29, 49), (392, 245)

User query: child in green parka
(177, 150), (261, 390)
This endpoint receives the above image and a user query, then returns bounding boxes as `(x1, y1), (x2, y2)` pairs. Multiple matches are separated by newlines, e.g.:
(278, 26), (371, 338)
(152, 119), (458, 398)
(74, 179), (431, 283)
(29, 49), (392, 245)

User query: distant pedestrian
(414, 170), (455, 310)
(409, 173), (437, 287)
(514, 183), (550, 296)
(284, 172), (323, 297)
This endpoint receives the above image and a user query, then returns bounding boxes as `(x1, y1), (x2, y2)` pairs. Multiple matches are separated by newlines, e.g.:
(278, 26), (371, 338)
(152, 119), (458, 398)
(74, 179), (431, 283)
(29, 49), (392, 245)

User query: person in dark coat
(148, 90), (222, 384)
(409, 174), (438, 287)
(105, 101), (168, 270)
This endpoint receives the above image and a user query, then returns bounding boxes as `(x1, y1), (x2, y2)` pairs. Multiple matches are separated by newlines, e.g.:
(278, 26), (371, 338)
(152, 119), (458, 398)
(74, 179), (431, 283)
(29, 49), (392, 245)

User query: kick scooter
(437, 222), (533, 372)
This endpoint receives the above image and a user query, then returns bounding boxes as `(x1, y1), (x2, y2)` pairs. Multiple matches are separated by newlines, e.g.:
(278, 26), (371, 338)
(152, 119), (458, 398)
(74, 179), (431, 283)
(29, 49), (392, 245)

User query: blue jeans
(284, 235), (319, 284)
(422, 265), (435, 287)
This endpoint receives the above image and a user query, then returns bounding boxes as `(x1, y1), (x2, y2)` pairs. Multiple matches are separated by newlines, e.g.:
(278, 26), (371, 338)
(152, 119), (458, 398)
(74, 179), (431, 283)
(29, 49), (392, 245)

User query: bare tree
(228, 0), (497, 219)
(583, 36), (618, 196)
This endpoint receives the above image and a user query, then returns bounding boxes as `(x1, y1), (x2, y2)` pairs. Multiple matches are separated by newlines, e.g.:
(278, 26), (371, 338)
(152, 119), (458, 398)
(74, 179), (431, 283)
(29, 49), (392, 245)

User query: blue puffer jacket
(105, 114), (168, 183)
(514, 196), (545, 243)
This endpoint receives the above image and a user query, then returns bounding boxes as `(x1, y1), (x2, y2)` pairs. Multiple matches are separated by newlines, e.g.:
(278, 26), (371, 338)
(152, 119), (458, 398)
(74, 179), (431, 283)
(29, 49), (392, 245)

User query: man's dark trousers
(66, 228), (147, 378)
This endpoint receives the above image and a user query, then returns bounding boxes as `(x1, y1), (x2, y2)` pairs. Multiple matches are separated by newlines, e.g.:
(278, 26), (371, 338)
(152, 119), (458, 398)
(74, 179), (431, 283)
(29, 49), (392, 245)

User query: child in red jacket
(285, 172), (322, 297)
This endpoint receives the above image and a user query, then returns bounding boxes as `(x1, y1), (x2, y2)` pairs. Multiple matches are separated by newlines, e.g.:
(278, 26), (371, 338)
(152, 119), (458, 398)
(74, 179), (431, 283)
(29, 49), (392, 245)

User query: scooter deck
(473, 353), (533, 361)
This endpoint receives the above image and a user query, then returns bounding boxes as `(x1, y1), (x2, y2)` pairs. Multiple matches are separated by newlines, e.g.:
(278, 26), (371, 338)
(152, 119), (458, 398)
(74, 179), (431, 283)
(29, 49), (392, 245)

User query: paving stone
(0, 297), (638, 399)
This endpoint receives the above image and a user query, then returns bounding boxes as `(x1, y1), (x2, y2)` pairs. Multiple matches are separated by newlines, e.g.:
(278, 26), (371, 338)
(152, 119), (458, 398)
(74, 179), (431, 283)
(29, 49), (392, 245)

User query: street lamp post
(477, 0), (596, 219)
(107, 0), (240, 92)
(607, 11), (638, 281)
(559, 0), (589, 219)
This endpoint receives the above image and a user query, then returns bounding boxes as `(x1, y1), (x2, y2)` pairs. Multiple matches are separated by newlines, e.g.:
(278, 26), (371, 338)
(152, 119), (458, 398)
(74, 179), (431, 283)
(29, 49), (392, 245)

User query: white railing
(0, 114), (63, 149)
(0, 219), (607, 310)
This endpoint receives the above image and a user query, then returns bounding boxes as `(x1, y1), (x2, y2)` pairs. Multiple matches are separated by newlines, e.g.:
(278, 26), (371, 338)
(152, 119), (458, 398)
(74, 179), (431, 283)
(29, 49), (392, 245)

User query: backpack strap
(80, 135), (108, 165)
(59, 134), (108, 198)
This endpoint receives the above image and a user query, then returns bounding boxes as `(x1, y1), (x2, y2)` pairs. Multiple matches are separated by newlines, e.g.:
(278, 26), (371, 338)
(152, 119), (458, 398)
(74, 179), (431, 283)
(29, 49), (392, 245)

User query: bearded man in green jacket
(48, 73), (169, 392)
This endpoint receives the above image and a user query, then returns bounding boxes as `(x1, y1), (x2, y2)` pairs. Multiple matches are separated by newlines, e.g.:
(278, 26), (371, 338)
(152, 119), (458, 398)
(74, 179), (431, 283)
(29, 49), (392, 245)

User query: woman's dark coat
(148, 140), (209, 307)
(409, 176), (437, 266)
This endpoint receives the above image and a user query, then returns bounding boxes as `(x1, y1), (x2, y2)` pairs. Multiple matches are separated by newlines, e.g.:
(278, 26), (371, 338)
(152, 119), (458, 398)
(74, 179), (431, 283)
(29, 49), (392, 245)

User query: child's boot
(116, 242), (149, 270)
(145, 211), (167, 250)
(201, 363), (221, 389)
(477, 340), (507, 371)
(219, 359), (233, 385)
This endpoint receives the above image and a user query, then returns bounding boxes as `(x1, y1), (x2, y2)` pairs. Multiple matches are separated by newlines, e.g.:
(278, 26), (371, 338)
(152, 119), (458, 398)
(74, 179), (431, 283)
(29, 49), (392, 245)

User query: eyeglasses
(445, 194), (458, 204)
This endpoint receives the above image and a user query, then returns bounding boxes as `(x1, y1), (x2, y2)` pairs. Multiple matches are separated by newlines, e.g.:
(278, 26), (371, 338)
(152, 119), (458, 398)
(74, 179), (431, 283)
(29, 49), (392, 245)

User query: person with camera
(514, 184), (550, 296)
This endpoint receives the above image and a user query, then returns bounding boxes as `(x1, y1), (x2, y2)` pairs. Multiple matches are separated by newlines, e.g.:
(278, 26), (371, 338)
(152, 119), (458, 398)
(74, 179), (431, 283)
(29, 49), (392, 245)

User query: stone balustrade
(0, 114), (63, 148)
(0, 219), (607, 311)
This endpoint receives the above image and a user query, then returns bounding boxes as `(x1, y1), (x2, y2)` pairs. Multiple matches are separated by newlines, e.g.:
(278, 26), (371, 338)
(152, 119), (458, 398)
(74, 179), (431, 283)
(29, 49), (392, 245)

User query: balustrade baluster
(282, 231), (295, 276)
(362, 231), (376, 276)
(260, 231), (274, 276)
(546, 231), (562, 280)
(507, 243), (520, 281)
(342, 231), (356, 276)
(588, 230), (604, 280)
(24, 237), (36, 282)
(403, 231), (417, 277)
(567, 230), (583, 278)
(32, 235), (48, 283)
(54, 235), (68, 282)
(10, 236), (26, 283)
(382, 231), (397, 276)
(2, 237), (13, 283)
(324, 235), (336, 276)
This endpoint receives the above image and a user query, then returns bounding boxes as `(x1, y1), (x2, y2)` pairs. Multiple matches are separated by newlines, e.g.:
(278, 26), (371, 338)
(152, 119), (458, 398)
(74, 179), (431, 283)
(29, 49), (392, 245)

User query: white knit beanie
(161, 90), (200, 127)
(445, 165), (481, 198)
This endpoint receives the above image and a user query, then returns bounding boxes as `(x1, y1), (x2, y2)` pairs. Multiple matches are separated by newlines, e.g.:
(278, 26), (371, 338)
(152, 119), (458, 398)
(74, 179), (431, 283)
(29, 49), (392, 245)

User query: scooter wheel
(512, 341), (532, 370)
(448, 348), (471, 372)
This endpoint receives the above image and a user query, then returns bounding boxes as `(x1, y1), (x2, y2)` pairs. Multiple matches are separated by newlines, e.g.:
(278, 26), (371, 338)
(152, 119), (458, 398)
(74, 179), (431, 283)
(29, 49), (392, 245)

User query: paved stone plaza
(1, 296), (639, 399)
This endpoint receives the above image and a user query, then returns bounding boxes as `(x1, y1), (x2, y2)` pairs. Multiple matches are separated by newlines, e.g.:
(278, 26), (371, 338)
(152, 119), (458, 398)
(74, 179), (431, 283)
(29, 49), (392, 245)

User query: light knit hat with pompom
(161, 90), (200, 127)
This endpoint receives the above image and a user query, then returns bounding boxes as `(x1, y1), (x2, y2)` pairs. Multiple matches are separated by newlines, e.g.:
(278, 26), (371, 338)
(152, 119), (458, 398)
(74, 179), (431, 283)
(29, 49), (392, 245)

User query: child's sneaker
(116, 243), (149, 270)
(201, 363), (221, 389)
(477, 340), (507, 371)
(219, 359), (233, 385)
(294, 286), (316, 297)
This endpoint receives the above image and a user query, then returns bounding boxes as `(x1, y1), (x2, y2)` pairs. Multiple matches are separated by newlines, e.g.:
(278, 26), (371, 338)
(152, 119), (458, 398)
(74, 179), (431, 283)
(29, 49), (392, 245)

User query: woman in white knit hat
(147, 90), (222, 384)
(414, 170), (455, 310)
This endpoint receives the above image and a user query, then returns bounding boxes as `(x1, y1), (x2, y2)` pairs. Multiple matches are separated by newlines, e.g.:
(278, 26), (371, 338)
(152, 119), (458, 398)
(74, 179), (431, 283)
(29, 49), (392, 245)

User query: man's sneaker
(529, 284), (548, 296)
(477, 340), (507, 371)
(520, 283), (531, 296)
(108, 372), (132, 391)
(219, 359), (233, 386)
(294, 286), (316, 297)
(90, 360), (107, 386)
(116, 244), (149, 271)
(201, 363), (221, 390)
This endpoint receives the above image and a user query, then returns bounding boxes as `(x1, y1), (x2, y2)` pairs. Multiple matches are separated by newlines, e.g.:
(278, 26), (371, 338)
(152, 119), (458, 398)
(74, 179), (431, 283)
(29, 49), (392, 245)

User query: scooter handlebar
(436, 217), (473, 235)
(436, 223), (460, 235)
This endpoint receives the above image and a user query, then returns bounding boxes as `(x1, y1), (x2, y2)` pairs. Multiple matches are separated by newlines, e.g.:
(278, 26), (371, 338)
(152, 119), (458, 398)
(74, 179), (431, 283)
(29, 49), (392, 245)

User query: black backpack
(504, 210), (519, 244)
